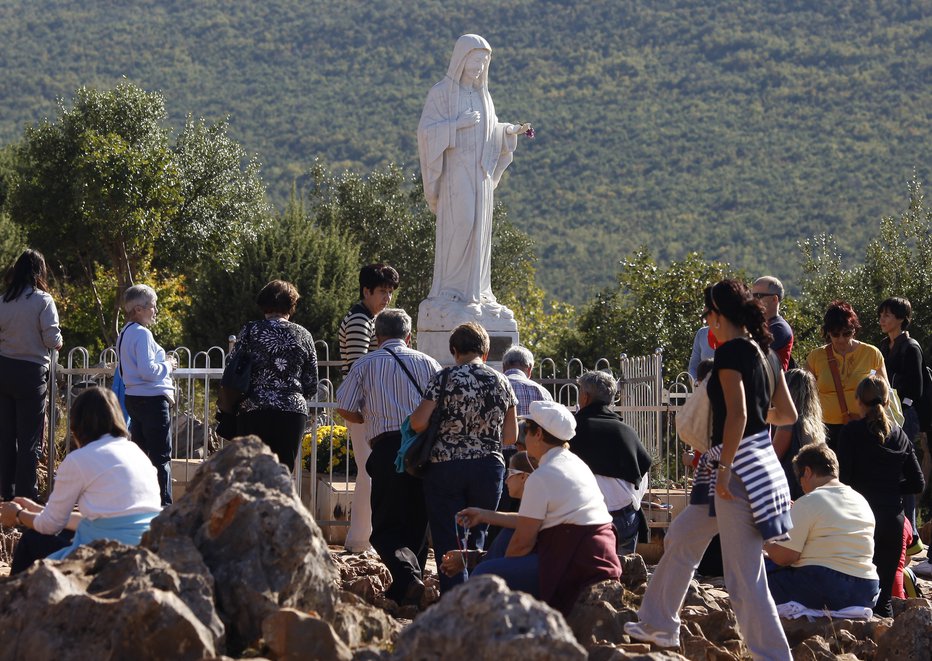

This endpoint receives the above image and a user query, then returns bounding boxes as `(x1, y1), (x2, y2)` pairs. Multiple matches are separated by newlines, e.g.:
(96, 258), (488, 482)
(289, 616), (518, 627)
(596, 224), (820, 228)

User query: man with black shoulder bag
(336, 308), (440, 607)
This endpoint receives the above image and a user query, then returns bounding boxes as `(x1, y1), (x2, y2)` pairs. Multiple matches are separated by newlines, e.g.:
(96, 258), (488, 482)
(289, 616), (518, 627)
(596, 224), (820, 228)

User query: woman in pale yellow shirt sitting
(805, 301), (886, 450)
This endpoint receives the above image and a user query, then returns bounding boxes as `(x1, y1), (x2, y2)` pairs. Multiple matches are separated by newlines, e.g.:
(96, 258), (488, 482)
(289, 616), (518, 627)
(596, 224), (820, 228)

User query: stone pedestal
(416, 297), (519, 368)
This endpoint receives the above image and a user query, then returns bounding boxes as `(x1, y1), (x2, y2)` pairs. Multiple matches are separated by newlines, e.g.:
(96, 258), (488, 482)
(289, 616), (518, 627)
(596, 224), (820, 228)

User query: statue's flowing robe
(417, 34), (518, 306)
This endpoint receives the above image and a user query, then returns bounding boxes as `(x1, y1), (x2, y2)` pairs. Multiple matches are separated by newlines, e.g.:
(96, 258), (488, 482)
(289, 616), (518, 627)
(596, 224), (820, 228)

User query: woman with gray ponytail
(837, 375), (924, 617)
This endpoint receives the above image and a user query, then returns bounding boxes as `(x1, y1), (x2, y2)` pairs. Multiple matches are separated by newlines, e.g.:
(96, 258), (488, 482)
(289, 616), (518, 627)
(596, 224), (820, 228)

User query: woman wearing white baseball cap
(457, 400), (621, 613)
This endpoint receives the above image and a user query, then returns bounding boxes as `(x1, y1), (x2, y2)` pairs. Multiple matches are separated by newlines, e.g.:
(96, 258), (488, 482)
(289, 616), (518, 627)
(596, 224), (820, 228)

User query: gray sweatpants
(636, 473), (791, 661)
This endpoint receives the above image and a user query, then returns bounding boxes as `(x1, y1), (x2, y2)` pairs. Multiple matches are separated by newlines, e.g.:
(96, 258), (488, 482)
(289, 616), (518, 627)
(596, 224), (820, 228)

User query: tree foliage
(184, 192), (359, 349)
(7, 83), (269, 344)
(794, 175), (932, 360)
(0, 1), (928, 302)
(306, 160), (565, 353)
(162, 116), (270, 274)
(556, 251), (736, 377)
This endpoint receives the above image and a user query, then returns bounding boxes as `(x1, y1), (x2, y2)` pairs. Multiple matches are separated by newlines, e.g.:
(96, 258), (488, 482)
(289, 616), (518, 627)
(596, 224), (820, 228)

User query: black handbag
(404, 368), (450, 478)
(217, 322), (255, 414)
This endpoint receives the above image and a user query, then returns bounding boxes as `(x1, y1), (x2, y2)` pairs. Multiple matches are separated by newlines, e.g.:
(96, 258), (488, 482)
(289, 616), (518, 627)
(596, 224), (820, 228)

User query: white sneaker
(913, 558), (932, 578)
(624, 620), (680, 648)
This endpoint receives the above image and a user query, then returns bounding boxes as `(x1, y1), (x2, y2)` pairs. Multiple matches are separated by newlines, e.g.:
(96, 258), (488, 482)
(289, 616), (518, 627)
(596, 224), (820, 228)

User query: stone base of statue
(416, 297), (518, 368)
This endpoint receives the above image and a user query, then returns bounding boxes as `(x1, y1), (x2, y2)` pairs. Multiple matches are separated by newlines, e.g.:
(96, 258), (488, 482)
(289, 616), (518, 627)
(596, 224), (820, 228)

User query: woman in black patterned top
(230, 280), (318, 470)
(410, 322), (518, 594)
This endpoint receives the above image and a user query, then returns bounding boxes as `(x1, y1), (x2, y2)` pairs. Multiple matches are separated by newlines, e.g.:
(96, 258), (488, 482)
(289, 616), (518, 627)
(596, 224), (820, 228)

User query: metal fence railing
(46, 340), (350, 521)
(46, 343), (698, 537)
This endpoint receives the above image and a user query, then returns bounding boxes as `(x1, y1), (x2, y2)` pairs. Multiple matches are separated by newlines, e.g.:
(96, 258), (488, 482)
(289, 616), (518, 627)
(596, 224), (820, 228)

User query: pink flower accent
(526, 127), (536, 139)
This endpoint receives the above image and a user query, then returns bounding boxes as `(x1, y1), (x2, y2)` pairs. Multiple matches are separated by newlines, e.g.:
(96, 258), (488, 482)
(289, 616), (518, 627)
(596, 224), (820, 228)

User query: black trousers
(236, 409), (307, 471)
(366, 431), (429, 601)
(872, 508), (905, 617)
(11, 528), (73, 574)
(124, 394), (173, 506)
(0, 356), (48, 501)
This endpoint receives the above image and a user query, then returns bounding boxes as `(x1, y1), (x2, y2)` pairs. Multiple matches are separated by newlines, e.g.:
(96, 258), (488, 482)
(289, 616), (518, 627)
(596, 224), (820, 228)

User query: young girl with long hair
(836, 375), (924, 617)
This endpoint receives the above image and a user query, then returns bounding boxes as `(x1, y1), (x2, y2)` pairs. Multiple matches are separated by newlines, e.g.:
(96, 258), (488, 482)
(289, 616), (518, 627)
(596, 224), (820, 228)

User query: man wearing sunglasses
(752, 276), (794, 370)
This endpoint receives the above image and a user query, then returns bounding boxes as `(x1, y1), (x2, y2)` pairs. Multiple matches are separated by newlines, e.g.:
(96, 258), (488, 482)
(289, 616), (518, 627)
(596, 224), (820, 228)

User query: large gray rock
(874, 598), (932, 660)
(334, 592), (402, 648)
(391, 575), (587, 660)
(0, 541), (220, 660)
(144, 435), (340, 652)
(262, 608), (352, 661)
(565, 580), (639, 648)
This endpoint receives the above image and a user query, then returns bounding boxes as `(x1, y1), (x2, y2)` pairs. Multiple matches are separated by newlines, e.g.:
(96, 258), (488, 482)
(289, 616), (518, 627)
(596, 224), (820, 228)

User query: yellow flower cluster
(302, 424), (352, 473)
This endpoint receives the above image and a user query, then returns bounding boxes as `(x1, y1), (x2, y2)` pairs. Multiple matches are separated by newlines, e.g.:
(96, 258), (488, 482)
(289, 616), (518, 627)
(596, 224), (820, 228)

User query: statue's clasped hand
(456, 110), (481, 129)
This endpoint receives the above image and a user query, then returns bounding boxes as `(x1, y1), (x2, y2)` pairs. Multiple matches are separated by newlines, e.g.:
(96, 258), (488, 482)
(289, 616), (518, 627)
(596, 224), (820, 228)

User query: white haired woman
(118, 284), (177, 506)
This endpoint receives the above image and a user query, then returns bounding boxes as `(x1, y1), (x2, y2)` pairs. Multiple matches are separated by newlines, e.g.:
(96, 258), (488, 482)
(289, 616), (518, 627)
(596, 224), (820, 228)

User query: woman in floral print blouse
(230, 280), (318, 470)
(410, 321), (518, 594)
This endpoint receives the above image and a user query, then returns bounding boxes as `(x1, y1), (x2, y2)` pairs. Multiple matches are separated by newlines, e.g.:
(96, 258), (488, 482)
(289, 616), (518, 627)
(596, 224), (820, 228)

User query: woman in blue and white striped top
(626, 279), (798, 659)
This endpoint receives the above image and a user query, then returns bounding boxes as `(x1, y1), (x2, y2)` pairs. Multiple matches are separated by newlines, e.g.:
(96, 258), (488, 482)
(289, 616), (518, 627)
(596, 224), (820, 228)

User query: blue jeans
(611, 504), (640, 555)
(472, 553), (540, 597)
(766, 561), (879, 610)
(124, 395), (172, 505)
(423, 455), (504, 594)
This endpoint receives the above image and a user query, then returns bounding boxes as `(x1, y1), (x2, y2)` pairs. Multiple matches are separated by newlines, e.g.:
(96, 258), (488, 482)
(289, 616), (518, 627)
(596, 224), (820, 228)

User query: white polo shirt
(519, 446), (612, 530)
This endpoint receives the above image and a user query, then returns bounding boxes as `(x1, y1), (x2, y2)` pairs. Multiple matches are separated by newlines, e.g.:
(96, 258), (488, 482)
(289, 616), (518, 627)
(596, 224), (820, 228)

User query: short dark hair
(523, 419), (562, 446)
(877, 297), (911, 330)
(509, 450), (538, 473)
(359, 263), (399, 299)
(257, 280), (300, 315)
(374, 308), (411, 340)
(821, 300), (861, 339)
(70, 387), (129, 447)
(449, 322), (490, 356)
(793, 442), (838, 479)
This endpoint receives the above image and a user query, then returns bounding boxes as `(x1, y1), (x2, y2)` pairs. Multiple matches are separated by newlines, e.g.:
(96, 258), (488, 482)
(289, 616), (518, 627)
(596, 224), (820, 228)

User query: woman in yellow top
(806, 301), (887, 451)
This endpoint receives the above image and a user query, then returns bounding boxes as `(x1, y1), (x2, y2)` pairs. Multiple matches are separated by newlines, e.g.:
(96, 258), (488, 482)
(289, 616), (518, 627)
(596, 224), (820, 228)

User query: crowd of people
(2, 248), (931, 657)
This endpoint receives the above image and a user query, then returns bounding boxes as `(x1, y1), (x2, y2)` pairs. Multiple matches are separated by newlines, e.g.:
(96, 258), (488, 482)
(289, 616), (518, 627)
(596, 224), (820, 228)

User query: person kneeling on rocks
(455, 401), (621, 614)
(0, 387), (162, 574)
(764, 443), (880, 611)
(440, 450), (540, 597)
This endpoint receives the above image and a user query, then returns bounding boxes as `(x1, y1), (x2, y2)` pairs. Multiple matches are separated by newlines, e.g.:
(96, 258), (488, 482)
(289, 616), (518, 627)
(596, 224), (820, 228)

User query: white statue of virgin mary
(417, 34), (531, 323)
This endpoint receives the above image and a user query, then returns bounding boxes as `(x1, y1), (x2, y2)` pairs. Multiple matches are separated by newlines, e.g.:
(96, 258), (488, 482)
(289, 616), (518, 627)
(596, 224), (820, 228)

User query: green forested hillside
(0, 0), (929, 303)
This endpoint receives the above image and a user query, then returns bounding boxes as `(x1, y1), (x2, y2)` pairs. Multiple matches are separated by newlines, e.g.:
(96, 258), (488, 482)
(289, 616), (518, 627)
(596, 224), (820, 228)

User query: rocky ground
(2, 438), (931, 660)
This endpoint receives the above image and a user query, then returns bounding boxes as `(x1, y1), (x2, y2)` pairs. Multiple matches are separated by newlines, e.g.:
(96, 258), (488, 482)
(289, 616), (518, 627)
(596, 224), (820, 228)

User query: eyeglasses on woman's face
(506, 468), (529, 479)
(829, 329), (854, 338)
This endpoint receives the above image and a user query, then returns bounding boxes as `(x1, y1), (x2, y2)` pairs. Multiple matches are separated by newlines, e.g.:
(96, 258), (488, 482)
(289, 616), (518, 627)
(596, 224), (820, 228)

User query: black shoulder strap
(384, 346), (425, 398)
(116, 321), (138, 379)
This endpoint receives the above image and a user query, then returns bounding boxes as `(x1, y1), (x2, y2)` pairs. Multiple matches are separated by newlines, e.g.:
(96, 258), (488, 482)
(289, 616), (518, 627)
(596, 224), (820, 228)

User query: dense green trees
(554, 252), (735, 376)
(185, 192), (359, 350)
(305, 160), (570, 350)
(7, 83), (268, 346)
(0, 1), (928, 303)
(792, 176), (932, 360)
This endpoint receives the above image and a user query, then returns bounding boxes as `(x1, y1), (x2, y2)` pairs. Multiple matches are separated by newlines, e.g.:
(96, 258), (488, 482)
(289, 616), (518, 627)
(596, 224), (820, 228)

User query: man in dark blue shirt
(753, 276), (794, 370)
